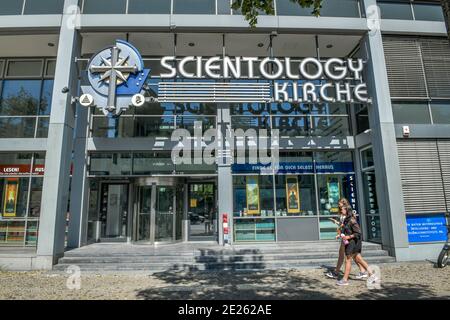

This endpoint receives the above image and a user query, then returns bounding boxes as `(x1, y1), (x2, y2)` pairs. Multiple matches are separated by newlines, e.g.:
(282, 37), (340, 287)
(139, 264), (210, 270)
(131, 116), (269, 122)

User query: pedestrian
(326, 198), (368, 280)
(335, 198), (378, 286)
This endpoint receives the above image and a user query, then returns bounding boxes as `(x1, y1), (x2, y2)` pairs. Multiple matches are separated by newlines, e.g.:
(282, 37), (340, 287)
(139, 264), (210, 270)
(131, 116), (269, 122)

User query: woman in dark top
(336, 199), (378, 286)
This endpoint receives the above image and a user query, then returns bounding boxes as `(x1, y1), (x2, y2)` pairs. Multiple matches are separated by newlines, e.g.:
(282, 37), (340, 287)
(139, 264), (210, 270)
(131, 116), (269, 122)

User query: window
(83, 0), (127, 14)
(0, 0), (24, 15)
(24, 0), (65, 15)
(378, 1), (414, 20)
(217, 0), (231, 14)
(431, 101), (450, 124)
(128, 0), (171, 14)
(173, 0), (216, 14)
(361, 147), (374, 169)
(275, 175), (316, 216)
(89, 153), (132, 176)
(0, 153), (45, 247)
(413, 2), (445, 21)
(392, 102), (431, 124)
(277, 0), (360, 17)
(6, 60), (43, 77)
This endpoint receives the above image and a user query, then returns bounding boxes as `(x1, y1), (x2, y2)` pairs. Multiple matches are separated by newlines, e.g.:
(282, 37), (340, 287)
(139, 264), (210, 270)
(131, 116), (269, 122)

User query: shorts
(345, 239), (362, 256)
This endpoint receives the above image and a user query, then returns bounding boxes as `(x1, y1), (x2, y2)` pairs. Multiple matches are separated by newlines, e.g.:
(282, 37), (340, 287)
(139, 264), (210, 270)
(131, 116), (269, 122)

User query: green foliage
(231, 0), (323, 27)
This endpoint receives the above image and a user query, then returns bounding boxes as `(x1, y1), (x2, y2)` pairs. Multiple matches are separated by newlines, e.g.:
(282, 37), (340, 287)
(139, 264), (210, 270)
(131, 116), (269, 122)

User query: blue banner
(407, 214), (448, 243)
(232, 161), (354, 174)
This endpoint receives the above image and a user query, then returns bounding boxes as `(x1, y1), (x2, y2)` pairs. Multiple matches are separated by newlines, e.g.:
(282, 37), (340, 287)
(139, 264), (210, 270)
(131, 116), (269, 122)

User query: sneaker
(336, 279), (349, 286)
(367, 274), (379, 284)
(326, 271), (339, 279)
(355, 272), (369, 279)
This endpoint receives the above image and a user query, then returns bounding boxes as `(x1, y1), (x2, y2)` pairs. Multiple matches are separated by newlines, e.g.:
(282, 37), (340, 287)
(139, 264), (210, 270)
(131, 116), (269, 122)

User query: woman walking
(326, 198), (368, 280)
(335, 198), (378, 286)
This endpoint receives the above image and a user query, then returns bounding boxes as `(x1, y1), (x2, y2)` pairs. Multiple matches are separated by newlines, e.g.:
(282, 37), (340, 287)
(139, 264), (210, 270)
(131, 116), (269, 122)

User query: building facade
(0, 0), (448, 269)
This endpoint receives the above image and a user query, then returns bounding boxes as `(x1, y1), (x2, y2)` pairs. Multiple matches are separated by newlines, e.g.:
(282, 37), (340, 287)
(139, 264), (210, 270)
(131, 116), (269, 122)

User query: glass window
(32, 152), (45, 175)
(0, 153), (33, 174)
(0, 117), (36, 138)
(218, 0), (231, 14)
(413, 3), (445, 21)
(315, 151), (354, 173)
(24, 0), (65, 15)
(0, 80), (41, 116)
(378, 1), (413, 20)
(135, 116), (175, 138)
(355, 104), (370, 134)
(128, 0), (171, 14)
(361, 147), (374, 169)
(430, 101), (450, 124)
(272, 115), (308, 137)
(28, 178), (43, 217)
(317, 174), (355, 215)
(91, 117), (134, 138)
(233, 175), (274, 217)
(276, 0), (311, 16)
(45, 60), (56, 77)
(6, 60), (43, 77)
(39, 80), (54, 115)
(89, 153), (132, 176)
(310, 116), (350, 137)
(83, 0), (127, 14)
(0, 177), (29, 218)
(0, 0), (24, 15)
(320, 0), (361, 17)
(133, 152), (174, 175)
(0, 61), (4, 77)
(392, 102), (431, 124)
(173, 0), (215, 14)
(36, 117), (49, 138)
(275, 175), (316, 216)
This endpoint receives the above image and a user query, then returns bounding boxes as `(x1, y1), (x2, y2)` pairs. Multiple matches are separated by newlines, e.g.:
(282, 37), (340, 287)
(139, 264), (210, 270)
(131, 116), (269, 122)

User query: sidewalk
(0, 261), (449, 299)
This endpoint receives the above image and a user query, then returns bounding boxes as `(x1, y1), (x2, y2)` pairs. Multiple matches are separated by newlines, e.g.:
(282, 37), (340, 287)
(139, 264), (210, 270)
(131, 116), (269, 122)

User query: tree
(232, 0), (323, 27)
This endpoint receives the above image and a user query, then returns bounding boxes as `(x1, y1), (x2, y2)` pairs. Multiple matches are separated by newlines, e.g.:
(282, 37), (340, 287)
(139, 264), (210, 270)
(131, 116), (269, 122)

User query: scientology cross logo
(80, 40), (150, 115)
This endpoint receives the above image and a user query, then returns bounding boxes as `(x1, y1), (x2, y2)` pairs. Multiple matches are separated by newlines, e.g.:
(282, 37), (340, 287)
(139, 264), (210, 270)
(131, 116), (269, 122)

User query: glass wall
(88, 152), (216, 176)
(0, 153), (45, 246)
(0, 59), (55, 138)
(392, 101), (450, 125)
(80, 0), (363, 17)
(378, 1), (444, 21)
(0, 0), (65, 15)
(232, 151), (357, 242)
(360, 147), (381, 243)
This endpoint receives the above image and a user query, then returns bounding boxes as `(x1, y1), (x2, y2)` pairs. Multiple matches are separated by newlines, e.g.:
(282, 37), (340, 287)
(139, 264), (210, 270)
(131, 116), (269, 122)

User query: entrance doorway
(134, 178), (183, 243)
(188, 182), (217, 241)
(99, 182), (129, 241)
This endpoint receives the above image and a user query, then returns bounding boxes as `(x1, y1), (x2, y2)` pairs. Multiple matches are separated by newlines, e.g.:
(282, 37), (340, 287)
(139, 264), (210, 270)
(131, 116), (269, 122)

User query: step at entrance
(54, 242), (395, 272)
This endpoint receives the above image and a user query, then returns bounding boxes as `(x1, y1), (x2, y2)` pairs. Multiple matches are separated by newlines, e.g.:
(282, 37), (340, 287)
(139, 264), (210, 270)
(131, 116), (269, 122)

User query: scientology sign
(160, 56), (369, 103)
(80, 40), (370, 116)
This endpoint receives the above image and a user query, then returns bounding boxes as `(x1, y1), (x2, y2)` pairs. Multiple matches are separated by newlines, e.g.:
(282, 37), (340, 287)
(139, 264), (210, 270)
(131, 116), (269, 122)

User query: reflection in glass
(128, 0), (171, 14)
(413, 3), (444, 21)
(24, 0), (65, 14)
(83, 0), (127, 14)
(0, 80), (41, 116)
(392, 102), (431, 124)
(173, 0), (215, 14)
(378, 1), (413, 20)
(0, 0), (24, 15)
(0, 117), (36, 138)
(431, 102), (450, 124)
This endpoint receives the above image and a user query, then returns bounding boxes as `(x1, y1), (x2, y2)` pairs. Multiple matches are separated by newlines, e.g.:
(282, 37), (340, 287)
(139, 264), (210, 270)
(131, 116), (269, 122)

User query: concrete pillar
(36, 0), (81, 269)
(362, 0), (409, 259)
(67, 105), (89, 248)
(217, 104), (233, 245)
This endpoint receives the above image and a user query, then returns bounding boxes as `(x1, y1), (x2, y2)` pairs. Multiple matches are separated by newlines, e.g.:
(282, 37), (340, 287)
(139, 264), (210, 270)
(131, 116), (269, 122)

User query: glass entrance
(135, 181), (182, 243)
(100, 183), (129, 239)
(188, 183), (217, 241)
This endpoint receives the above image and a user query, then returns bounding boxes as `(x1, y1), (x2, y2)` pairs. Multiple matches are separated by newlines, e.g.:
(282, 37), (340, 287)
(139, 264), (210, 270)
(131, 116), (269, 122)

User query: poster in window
(327, 177), (340, 213)
(246, 176), (260, 215)
(3, 178), (19, 218)
(286, 176), (300, 214)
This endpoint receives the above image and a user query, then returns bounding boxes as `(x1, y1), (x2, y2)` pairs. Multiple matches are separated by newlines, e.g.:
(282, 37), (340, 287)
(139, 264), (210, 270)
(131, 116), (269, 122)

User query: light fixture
(326, 44), (333, 49)
(257, 43), (264, 48)
(188, 42), (195, 47)
(48, 43), (55, 47)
